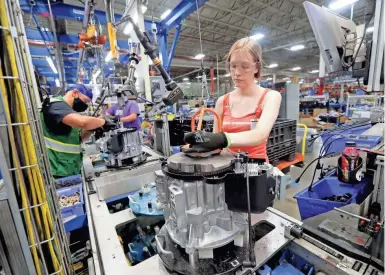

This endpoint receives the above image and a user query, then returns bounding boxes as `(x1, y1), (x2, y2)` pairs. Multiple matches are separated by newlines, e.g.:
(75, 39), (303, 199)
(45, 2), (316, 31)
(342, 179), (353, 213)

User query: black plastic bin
(267, 119), (296, 147)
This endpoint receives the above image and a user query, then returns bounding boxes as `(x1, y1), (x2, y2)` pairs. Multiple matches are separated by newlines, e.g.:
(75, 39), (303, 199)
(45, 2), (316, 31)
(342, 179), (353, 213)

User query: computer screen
(304, 1), (360, 73)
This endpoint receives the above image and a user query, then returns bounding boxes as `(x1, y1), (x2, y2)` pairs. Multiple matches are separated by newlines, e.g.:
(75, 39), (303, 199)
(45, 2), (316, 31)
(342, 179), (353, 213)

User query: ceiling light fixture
(183, 77), (189, 81)
(55, 78), (60, 87)
(224, 73), (230, 77)
(46, 56), (58, 74)
(290, 45), (305, 51)
(194, 53), (205, 59)
(329, 0), (358, 10)
(267, 63), (278, 68)
(160, 9), (171, 20)
(283, 77), (290, 81)
(291, 67), (302, 71)
(250, 33), (264, 40)
(266, 77), (273, 81)
(310, 69), (319, 73)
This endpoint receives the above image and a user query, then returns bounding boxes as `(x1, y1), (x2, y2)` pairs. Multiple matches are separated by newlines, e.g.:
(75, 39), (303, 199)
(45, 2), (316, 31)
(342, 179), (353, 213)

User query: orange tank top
(222, 89), (269, 161)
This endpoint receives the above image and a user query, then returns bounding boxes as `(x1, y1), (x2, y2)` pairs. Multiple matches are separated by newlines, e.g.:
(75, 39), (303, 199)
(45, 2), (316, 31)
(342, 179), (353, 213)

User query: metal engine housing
(96, 127), (143, 166)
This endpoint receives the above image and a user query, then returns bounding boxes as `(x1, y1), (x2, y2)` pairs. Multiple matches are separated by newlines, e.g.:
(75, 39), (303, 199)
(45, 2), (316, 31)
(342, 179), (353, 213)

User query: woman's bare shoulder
(266, 89), (282, 100)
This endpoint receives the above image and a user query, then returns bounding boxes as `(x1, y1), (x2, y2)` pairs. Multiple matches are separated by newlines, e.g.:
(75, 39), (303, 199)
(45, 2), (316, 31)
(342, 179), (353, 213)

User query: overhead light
(194, 53), (205, 59)
(196, 75), (202, 79)
(186, 82), (191, 85)
(291, 67), (301, 71)
(212, 77), (217, 80)
(266, 77), (273, 81)
(290, 45), (305, 51)
(250, 33), (264, 40)
(224, 73), (230, 77)
(46, 56), (58, 74)
(329, 0), (358, 10)
(286, 80), (291, 83)
(105, 51), (112, 62)
(55, 78), (60, 87)
(283, 77), (290, 81)
(183, 77), (189, 81)
(160, 9), (171, 20)
(141, 4), (147, 13)
(310, 69), (319, 73)
(267, 63), (278, 68)
(366, 26), (374, 33)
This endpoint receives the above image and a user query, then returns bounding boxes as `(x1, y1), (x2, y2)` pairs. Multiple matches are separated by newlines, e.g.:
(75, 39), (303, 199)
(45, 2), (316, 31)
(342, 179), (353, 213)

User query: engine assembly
(155, 151), (276, 274)
(96, 127), (146, 167)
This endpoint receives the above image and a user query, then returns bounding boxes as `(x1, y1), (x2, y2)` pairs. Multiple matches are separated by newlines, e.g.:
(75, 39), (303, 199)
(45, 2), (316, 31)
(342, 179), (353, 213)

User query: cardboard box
(313, 108), (328, 117)
(299, 117), (335, 129)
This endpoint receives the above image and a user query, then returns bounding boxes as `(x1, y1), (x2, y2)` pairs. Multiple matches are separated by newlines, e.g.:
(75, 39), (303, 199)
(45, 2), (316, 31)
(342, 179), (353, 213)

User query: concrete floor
(273, 139), (333, 220)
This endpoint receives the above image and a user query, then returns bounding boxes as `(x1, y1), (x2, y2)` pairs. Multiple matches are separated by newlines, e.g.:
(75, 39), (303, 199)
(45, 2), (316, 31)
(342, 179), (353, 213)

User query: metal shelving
(0, 0), (72, 273)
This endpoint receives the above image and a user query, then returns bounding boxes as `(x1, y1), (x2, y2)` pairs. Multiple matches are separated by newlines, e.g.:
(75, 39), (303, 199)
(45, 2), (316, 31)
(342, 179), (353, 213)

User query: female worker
(185, 37), (282, 162)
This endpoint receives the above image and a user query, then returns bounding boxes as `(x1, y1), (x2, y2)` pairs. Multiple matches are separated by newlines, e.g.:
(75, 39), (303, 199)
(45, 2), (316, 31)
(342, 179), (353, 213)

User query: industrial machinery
(82, 8), (384, 275)
(95, 127), (146, 167)
(155, 151), (276, 274)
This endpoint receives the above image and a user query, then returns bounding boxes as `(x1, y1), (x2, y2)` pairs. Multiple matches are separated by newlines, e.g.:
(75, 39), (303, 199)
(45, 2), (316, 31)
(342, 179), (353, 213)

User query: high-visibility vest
(40, 96), (82, 177)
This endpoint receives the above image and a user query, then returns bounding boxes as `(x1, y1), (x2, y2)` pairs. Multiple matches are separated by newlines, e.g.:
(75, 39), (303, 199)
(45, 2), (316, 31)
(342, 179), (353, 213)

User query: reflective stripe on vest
(44, 137), (81, 154)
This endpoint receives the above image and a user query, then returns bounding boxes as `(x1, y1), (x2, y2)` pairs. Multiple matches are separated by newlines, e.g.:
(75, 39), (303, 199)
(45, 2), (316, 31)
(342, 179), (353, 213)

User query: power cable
(194, 0), (210, 100)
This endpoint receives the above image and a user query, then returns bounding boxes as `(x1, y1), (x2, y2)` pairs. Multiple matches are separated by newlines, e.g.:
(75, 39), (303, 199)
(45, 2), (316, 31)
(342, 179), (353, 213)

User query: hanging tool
(78, 24), (107, 48)
(125, 16), (183, 116)
(105, 0), (119, 61)
(194, 0), (209, 101)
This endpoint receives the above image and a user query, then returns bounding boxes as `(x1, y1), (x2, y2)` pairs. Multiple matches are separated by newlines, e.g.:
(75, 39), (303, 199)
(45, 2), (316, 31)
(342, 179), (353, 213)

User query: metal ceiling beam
(20, 1), (154, 30)
(252, 0), (308, 26)
(189, 13), (249, 33)
(160, 0), (209, 31)
(263, 38), (316, 53)
(182, 23), (243, 40)
(204, 2), (291, 33)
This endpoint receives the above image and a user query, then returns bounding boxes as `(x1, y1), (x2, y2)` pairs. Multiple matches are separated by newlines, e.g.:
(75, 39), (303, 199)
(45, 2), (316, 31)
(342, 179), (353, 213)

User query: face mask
(73, 98), (88, 112)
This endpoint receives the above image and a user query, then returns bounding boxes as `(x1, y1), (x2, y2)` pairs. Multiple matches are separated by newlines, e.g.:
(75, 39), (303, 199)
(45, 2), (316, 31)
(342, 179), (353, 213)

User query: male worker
(41, 84), (116, 178)
(106, 99), (142, 130)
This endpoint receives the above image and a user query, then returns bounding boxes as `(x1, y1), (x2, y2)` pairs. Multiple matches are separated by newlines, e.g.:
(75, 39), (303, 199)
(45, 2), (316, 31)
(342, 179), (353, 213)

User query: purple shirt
(107, 100), (141, 130)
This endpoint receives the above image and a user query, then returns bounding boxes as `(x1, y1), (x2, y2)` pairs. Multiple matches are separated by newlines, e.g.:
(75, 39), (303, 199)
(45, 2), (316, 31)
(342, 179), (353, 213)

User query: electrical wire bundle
(0, 0), (72, 273)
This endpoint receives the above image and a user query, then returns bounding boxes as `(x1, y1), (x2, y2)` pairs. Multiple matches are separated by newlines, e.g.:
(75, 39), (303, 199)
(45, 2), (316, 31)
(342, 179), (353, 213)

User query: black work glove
(101, 116), (118, 132)
(111, 116), (119, 123)
(184, 131), (229, 153)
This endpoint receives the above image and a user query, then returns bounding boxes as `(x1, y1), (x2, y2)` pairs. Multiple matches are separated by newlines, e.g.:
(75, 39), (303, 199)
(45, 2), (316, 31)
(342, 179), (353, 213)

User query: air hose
(0, 0), (64, 273)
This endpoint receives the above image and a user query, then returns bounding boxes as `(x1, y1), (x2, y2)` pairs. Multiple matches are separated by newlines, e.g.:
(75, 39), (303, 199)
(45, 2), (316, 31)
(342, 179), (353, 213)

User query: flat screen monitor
(304, 1), (358, 73)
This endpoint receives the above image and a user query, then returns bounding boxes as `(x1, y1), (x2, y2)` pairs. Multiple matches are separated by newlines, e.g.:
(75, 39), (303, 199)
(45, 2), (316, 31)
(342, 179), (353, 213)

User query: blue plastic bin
(322, 134), (381, 154)
(294, 177), (372, 220)
(58, 184), (84, 220)
(55, 174), (82, 189)
(320, 124), (371, 144)
(64, 214), (87, 232)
